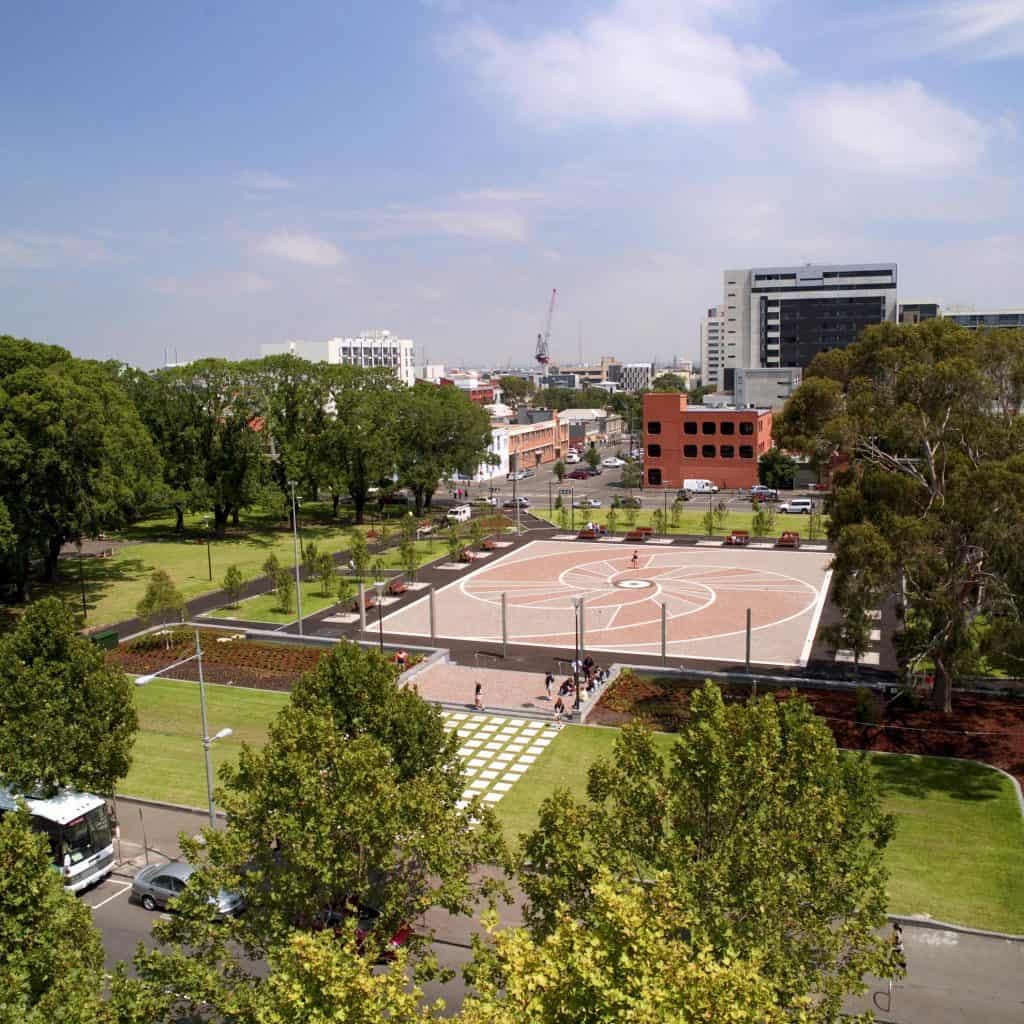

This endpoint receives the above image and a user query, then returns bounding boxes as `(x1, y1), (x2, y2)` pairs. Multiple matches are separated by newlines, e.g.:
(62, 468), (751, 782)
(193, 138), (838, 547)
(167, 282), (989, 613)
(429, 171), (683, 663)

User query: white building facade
(618, 363), (653, 392)
(733, 367), (803, 409)
(261, 330), (416, 387)
(699, 305), (727, 391)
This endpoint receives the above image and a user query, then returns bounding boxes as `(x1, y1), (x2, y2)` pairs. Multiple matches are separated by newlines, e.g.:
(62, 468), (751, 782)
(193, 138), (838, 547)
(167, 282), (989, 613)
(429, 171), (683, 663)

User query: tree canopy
(0, 598), (137, 796)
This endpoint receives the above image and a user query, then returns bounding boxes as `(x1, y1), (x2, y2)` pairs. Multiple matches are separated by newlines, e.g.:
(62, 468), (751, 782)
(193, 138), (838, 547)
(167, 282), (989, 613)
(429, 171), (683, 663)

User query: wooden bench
(351, 593), (377, 613)
(725, 530), (750, 546)
(459, 548), (477, 563)
(776, 531), (801, 549)
(636, 526), (654, 537)
(624, 530), (647, 543)
(482, 538), (497, 551)
(577, 527), (599, 540)
(387, 578), (408, 596)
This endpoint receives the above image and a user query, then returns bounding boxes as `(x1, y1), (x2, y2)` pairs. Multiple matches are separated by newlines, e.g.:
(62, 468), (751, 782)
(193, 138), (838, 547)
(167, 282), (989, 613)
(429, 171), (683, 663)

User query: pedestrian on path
(544, 672), (554, 700)
(631, 549), (639, 570)
(891, 922), (906, 971)
(474, 681), (484, 710)
(553, 695), (565, 729)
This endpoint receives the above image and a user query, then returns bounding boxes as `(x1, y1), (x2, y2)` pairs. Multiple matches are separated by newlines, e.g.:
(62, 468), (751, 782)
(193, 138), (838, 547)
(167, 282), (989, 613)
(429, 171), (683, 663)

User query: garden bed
(107, 628), (327, 690)
(591, 671), (1024, 786)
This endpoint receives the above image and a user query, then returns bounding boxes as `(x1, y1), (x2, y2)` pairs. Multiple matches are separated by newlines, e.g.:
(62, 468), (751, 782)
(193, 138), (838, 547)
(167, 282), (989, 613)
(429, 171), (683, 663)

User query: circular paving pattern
(616, 578), (653, 590)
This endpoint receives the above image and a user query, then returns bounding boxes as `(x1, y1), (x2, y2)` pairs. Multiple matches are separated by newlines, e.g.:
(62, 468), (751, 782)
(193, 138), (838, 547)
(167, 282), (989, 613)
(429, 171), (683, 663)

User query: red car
(315, 902), (413, 963)
(567, 468), (593, 480)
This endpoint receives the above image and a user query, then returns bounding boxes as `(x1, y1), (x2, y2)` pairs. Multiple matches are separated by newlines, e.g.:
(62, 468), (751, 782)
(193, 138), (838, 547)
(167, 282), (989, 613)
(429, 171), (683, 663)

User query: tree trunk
(174, 506), (185, 532)
(353, 496), (365, 525)
(331, 493), (341, 518)
(231, 507), (241, 527)
(14, 551), (28, 603)
(414, 487), (425, 516)
(43, 535), (63, 583)
(213, 505), (229, 539)
(930, 655), (953, 713)
(425, 488), (435, 509)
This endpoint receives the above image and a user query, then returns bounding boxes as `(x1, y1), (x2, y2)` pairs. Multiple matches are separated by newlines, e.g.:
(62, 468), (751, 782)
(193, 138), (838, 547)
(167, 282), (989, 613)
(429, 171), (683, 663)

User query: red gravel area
(591, 672), (1024, 785)
(107, 629), (326, 691)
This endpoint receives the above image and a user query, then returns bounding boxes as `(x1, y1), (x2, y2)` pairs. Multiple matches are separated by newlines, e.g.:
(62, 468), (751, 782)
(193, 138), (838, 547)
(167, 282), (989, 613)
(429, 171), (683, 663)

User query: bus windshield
(59, 806), (113, 865)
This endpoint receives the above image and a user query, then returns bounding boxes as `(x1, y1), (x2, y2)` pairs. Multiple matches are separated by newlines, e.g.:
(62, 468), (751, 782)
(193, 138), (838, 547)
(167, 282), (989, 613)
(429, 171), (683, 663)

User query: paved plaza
(384, 539), (833, 667)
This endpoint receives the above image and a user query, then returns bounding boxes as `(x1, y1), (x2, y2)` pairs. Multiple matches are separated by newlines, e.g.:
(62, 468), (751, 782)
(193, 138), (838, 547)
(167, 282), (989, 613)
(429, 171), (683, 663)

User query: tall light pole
(202, 516), (212, 581)
(573, 597), (583, 711)
(289, 481), (303, 635)
(374, 579), (386, 653)
(134, 629), (233, 829)
(76, 539), (88, 620)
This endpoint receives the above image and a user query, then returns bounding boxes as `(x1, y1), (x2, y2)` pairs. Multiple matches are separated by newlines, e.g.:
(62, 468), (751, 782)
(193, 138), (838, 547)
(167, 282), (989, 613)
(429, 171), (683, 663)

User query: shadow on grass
(867, 751), (1006, 803)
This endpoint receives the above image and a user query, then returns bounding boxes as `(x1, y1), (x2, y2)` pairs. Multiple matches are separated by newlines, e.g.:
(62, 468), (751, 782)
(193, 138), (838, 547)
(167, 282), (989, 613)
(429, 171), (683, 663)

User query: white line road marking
(89, 882), (132, 911)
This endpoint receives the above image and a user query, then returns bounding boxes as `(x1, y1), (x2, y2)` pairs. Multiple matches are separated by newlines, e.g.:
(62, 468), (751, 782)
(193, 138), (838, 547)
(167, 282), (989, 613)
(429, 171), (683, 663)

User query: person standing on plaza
(544, 671), (554, 700)
(553, 695), (565, 729)
(474, 681), (484, 710)
(631, 549), (639, 570)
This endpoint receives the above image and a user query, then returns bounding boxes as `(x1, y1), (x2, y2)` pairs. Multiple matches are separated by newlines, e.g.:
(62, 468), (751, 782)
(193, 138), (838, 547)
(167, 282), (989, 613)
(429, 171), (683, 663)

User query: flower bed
(592, 670), (1024, 785)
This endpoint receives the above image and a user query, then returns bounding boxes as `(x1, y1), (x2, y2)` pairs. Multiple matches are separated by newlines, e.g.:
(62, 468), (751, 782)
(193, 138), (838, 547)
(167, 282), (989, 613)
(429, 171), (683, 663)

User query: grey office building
(944, 310), (1024, 330)
(723, 263), (898, 372)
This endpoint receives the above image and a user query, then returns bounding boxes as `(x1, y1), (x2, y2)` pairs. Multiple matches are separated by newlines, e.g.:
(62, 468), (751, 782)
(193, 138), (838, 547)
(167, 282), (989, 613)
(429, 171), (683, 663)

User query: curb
(118, 794), (226, 819)
(889, 914), (1024, 943)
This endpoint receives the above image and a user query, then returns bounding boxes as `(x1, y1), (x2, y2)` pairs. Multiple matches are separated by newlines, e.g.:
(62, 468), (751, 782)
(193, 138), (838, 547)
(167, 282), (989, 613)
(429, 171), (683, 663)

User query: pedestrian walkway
(443, 711), (555, 808)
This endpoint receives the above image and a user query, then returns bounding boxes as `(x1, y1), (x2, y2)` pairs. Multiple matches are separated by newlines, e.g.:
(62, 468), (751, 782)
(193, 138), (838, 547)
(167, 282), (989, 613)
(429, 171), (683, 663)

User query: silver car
(131, 860), (243, 916)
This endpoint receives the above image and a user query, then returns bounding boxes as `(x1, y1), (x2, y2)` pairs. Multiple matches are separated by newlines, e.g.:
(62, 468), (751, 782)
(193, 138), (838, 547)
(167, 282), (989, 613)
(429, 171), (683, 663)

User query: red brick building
(642, 393), (773, 490)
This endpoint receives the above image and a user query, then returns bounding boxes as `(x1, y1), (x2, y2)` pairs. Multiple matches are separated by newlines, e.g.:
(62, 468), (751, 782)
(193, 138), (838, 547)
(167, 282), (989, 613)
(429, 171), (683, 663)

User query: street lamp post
(374, 579), (385, 654)
(77, 539), (88, 620)
(573, 598), (583, 711)
(203, 517), (212, 581)
(134, 629), (232, 829)
(289, 481), (303, 635)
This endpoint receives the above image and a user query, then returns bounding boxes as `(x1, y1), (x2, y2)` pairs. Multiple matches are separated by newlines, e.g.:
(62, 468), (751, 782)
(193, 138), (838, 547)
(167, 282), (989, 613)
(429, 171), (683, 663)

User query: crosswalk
(442, 711), (555, 808)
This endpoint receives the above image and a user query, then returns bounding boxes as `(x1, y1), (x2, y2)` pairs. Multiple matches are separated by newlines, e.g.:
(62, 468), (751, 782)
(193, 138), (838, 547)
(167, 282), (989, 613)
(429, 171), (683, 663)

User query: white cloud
(795, 79), (989, 175)
(0, 232), (112, 270)
(149, 271), (272, 296)
(234, 170), (293, 191)
(917, 1), (1024, 59)
(258, 231), (344, 267)
(441, 0), (787, 124)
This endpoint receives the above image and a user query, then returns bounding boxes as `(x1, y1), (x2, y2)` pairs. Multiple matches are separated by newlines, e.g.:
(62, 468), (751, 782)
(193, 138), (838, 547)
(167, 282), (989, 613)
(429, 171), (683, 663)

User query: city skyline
(2, 0), (1023, 369)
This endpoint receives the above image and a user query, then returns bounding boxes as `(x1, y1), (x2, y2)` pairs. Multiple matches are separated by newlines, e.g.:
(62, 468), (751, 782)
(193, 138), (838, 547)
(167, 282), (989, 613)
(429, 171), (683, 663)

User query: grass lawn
(29, 503), (443, 630)
(121, 678), (286, 808)
(495, 726), (1024, 933)
(205, 577), (345, 624)
(536, 506), (829, 540)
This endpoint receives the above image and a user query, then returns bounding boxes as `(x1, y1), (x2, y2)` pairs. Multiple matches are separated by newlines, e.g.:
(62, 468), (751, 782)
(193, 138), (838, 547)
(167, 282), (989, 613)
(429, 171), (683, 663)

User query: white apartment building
(261, 330), (416, 387)
(722, 264), (897, 379)
(618, 363), (653, 392)
(416, 363), (446, 384)
(699, 305), (727, 391)
(733, 367), (802, 409)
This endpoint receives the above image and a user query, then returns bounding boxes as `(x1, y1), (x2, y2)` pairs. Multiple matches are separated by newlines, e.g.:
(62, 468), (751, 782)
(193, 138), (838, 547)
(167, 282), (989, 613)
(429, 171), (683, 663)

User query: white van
(683, 479), (719, 494)
(779, 498), (814, 514)
(445, 504), (472, 523)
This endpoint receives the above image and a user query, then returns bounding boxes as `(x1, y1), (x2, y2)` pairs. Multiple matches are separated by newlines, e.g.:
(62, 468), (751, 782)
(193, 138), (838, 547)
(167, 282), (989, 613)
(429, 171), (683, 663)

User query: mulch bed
(107, 628), (327, 691)
(591, 672), (1024, 786)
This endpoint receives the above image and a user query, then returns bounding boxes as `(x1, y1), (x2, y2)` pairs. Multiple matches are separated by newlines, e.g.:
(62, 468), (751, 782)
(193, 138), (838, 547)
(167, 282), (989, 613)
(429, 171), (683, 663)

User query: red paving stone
(383, 540), (833, 668)
(412, 662), (565, 716)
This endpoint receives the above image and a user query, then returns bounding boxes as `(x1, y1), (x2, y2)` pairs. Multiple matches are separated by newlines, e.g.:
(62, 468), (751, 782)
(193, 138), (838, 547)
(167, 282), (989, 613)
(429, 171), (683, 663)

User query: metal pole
(573, 602), (581, 710)
(663, 488), (668, 537)
(428, 585), (436, 643)
(661, 602), (667, 666)
(139, 806), (149, 865)
(358, 581), (367, 635)
(513, 470), (520, 536)
(501, 592), (508, 659)
(570, 488), (575, 532)
(195, 629), (217, 829)
(745, 607), (752, 673)
(378, 601), (384, 654)
(548, 480), (553, 513)
(206, 537), (212, 581)
(290, 481), (303, 635)
(77, 543), (88, 620)
(578, 595), (585, 667)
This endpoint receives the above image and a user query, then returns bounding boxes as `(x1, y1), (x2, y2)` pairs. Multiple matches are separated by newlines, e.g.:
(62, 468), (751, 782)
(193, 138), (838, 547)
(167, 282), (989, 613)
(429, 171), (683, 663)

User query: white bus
(0, 787), (116, 893)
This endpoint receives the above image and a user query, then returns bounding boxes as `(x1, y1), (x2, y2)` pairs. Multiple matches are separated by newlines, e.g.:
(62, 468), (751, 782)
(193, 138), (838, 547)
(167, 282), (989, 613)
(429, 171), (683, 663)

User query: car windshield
(61, 806), (113, 865)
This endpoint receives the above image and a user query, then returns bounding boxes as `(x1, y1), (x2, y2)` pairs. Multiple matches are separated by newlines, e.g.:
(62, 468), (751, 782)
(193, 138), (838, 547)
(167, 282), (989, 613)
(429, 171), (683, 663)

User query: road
(85, 799), (1024, 1021)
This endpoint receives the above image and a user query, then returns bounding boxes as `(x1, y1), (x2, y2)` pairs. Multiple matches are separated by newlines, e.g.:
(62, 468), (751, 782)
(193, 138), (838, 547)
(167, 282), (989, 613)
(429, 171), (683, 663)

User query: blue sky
(1, 0), (1022, 368)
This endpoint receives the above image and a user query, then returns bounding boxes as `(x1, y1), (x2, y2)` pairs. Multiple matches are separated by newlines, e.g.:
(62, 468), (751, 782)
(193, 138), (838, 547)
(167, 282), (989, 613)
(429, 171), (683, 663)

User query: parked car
(315, 902), (413, 964)
(573, 497), (602, 509)
(507, 469), (534, 481)
(601, 456), (625, 468)
(474, 495), (498, 507)
(567, 468), (592, 480)
(750, 485), (779, 501)
(779, 498), (814, 514)
(612, 496), (642, 509)
(131, 861), (244, 917)
(564, 451), (581, 464)
(630, 448), (644, 459)
(503, 497), (531, 509)
(682, 478), (719, 494)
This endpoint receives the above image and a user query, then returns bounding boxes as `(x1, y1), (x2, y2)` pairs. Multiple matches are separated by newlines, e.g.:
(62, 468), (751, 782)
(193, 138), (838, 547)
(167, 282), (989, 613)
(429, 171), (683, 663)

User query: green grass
(537, 506), (829, 539)
(122, 678), (287, 808)
(205, 577), (347, 624)
(495, 727), (1024, 933)
(30, 503), (442, 630)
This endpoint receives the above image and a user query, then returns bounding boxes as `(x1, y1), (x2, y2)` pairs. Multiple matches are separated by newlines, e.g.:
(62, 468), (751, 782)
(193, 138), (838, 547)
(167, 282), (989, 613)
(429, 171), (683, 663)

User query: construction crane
(534, 288), (557, 365)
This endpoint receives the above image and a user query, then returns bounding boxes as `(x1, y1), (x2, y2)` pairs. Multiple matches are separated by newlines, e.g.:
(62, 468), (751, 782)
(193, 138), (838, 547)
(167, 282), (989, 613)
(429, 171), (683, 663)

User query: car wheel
(141, 894), (157, 911)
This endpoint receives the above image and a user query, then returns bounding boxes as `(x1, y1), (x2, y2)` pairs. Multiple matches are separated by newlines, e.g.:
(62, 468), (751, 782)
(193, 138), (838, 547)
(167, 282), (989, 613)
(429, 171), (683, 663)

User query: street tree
(446, 525), (463, 563)
(605, 507), (618, 536)
(347, 529), (371, 579)
(651, 508), (665, 536)
(222, 565), (244, 608)
(461, 874), (788, 1024)
(273, 568), (294, 613)
(315, 552), (335, 597)
(262, 551), (280, 584)
(496, 375), (533, 408)
(136, 569), (185, 626)
(584, 446), (600, 472)
(470, 517), (486, 550)
(519, 684), (896, 1022)
(139, 644), (506, 1013)
(552, 459), (566, 482)
(758, 448), (798, 490)
(751, 500), (772, 538)
(0, 598), (137, 797)
(621, 461), (642, 492)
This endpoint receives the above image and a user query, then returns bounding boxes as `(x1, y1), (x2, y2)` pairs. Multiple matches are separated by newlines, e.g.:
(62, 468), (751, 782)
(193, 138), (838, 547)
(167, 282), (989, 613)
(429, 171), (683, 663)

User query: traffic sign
(558, 488), (573, 495)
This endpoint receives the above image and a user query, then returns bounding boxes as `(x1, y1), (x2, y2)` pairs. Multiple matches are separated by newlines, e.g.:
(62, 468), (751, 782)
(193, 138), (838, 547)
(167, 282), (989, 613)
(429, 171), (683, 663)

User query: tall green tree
(758, 448), (797, 489)
(136, 569), (185, 625)
(496, 375), (533, 408)
(584, 446), (600, 472)
(0, 599), (137, 797)
(221, 565), (245, 608)
(0, 338), (162, 597)
(519, 684), (896, 1022)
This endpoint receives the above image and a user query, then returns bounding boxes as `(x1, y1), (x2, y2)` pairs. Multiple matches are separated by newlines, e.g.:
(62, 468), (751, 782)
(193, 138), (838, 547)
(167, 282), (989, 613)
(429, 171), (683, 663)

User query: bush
(854, 686), (879, 726)
(222, 565), (245, 607)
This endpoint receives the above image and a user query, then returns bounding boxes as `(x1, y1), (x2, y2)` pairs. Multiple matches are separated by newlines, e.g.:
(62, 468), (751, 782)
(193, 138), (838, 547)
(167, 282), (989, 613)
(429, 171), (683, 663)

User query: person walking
(544, 671), (554, 700)
(553, 695), (565, 729)
(474, 682), (484, 710)
(631, 549), (639, 570)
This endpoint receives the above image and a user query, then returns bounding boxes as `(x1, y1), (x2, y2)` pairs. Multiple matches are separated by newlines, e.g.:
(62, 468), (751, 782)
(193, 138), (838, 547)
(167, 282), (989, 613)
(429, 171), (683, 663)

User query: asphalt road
(85, 800), (1024, 1021)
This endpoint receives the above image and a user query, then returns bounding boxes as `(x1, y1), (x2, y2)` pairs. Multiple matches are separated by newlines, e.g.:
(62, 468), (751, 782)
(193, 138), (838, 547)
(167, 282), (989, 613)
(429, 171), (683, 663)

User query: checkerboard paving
(442, 711), (555, 808)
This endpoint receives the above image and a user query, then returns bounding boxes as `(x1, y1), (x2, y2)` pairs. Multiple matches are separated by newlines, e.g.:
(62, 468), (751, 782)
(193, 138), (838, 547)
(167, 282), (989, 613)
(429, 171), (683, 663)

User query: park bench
(624, 529), (647, 543)
(636, 526), (654, 537)
(482, 538), (497, 551)
(725, 530), (750, 546)
(776, 531), (801, 549)
(351, 592), (378, 613)
(387, 577), (408, 596)
(577, 527), (599, 540)
(459, 548), (477, 563)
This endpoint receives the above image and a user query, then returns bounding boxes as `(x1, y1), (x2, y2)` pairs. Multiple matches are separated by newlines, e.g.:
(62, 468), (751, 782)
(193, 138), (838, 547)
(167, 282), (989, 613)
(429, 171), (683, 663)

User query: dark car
(567, 468), (592, 480)
(750, 485), (779, 501)
(503, 496), (530, 508)
(612, 496), (642, 509)
(316, 902), (413, 963)
(130, 860), (244, 917)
